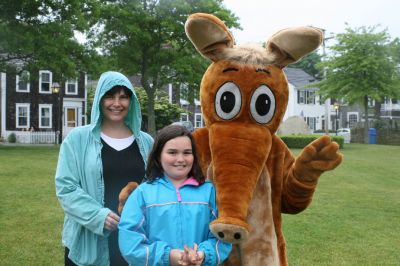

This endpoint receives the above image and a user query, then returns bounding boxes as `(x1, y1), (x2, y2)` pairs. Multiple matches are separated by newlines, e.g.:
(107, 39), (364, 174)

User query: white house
(283, 68), (336, 132)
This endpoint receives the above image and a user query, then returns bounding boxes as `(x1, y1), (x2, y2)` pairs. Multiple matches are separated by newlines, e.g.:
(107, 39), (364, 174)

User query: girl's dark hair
(103, 85), (132, 98)
(146, 125), (205, 184)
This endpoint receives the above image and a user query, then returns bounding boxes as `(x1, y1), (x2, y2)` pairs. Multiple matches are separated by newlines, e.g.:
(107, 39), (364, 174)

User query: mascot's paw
(294, 135), (343, 182)
(118, 182), (138, 215)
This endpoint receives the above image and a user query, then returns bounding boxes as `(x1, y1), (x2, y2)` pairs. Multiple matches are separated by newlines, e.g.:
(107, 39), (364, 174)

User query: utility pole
(320, 28), (334, 135)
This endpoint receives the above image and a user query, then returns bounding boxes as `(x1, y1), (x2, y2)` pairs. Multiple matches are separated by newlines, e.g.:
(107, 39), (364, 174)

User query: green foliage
(7, 133), (16, 143)
(86, 86), (96, 123)
(90, 0), (240, 135)
(0, 0), (102, 77)
(317, 25), (400, 104)
(291, 51), (322, 77)
(280, 134), (344, 149)
(316, 25), (400, 141)
(135, 87), (186, 131)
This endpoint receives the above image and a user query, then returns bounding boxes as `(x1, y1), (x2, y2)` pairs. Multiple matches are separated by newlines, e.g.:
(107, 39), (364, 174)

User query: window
(65, 79), (78, 95)
(297, 90), (316, 104)
(39, 70), (52, 93)
(39, 104), (52, 128)
(305, 117), (316, 130)
(16, 103), (30, 128)
(16, 71), (30, 92)
(195, 113), (203, 128)
(180, 113), (189, 122)
(348, 112), (359, 128)
(306, 91), (316, 104)
(298, 90), (306, 104)
(368, 98), (375, 107)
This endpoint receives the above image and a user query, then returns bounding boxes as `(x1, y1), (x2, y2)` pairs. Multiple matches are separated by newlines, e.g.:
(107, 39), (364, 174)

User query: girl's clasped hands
(170, 243), (204, 266)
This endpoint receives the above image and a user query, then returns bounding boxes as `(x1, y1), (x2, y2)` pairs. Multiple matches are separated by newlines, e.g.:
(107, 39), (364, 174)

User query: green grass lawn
(0, 143), (399, 265)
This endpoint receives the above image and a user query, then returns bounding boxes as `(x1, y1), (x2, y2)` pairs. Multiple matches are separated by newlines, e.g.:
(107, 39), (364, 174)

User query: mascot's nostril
(218, 232), (225, 238)
(234, 233), (241, 240)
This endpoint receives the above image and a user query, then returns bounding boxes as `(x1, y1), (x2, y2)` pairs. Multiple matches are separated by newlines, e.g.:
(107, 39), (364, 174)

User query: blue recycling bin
(368, 128), (377, 144)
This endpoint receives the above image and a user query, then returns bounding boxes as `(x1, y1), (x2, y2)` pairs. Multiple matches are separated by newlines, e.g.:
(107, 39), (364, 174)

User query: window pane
(41, 108), (49, 117)
(68, 83), (76, 93)
(41, 117), (50, 127)
(19, 107), (28, 116)
(42, 73), (50, 82)
(41, 82), (50, 92)
(19, 81), (27, 91)
(19, 117), (27, 126)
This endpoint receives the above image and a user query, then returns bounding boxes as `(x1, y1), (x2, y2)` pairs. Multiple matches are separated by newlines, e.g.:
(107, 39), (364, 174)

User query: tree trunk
(363, 95), (369, 144)
(374, 100), (382, 120)
(188, 84), (196, 123)
(146, 89), (156, 137)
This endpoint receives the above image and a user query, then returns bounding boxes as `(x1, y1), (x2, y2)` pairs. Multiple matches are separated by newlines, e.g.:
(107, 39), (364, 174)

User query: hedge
(279, 134), (344, 149)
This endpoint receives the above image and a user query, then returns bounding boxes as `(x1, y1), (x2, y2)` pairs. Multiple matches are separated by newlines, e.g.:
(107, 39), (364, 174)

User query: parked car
(337, 128), (351, 143)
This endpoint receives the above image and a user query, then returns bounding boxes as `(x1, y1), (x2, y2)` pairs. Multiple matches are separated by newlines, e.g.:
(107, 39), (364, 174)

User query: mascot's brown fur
(184, 13), (343, 265)
(118, 12), (343, 266)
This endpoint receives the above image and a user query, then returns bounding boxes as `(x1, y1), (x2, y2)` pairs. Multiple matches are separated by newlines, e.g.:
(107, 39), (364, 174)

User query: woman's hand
(104, 211), (120, 231)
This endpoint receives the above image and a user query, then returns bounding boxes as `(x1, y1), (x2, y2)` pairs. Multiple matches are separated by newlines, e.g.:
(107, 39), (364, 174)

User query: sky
(223, 0), (400, 46)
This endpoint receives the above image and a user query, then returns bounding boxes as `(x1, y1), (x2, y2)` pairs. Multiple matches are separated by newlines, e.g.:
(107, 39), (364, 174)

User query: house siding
(1, 70), (87, 142)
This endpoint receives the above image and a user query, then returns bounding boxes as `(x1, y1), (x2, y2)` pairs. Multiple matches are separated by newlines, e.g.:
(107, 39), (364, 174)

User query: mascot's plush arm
(274, 135), (342, 214)
(118, 182), (138, 215)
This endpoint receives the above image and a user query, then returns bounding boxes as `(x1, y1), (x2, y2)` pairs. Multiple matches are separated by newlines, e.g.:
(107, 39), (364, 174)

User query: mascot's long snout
(208, 122), (272, 244)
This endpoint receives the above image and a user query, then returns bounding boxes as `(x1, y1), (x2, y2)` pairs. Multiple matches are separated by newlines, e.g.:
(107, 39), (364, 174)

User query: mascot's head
(185, 13), (322, 243)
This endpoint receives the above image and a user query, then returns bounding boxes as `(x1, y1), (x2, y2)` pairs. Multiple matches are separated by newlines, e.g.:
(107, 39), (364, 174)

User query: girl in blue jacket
(55, 71), (153, 266)
(119, 125), (232, 265)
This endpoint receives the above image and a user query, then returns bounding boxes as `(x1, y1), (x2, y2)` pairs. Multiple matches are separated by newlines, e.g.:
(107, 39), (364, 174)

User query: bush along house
(0, 69), (88, 144)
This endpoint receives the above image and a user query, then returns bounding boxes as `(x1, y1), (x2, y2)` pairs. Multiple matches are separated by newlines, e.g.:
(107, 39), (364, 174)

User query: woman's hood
(90, 71), (142, 137)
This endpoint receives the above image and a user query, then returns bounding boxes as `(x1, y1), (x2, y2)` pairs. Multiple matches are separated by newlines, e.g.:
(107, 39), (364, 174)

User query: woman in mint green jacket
(55, 71), (153, 266)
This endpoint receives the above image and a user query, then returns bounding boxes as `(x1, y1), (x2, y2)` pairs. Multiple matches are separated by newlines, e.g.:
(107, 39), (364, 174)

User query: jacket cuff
(98, 208), (112, 236)
(199, 247), (214, 265)
(163, 247), (171, 266)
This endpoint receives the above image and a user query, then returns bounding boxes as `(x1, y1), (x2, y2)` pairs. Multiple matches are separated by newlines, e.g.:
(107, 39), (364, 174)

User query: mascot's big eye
(215, 82), (242, 120)
(250, 85), (276, 124)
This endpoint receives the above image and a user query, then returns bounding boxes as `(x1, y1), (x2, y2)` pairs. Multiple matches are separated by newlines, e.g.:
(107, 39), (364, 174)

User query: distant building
(0, 70), (87, 143)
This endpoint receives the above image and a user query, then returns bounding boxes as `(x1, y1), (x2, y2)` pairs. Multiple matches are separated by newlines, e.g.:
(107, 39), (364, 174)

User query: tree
(0, 0), (102, 78)
(135, 87), (186, 131)
(291, 51), (322, 77)
(90, 0), (240, 136)
(316, 25), (400, 143)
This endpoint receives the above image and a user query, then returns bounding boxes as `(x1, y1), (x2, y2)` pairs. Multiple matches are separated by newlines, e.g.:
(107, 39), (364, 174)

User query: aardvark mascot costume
(184, 13), (343, 265)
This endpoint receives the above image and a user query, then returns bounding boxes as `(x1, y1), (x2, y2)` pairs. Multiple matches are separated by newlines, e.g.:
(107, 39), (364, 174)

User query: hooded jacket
(119, 176), (232, 265)
(55, 71), (153, 266)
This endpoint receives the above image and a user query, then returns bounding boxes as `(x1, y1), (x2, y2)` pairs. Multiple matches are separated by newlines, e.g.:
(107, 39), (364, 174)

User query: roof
(284, 68), (318, 89)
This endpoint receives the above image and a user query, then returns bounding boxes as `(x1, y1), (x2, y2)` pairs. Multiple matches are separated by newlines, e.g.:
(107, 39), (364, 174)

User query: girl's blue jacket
(118, 176), (232, 265)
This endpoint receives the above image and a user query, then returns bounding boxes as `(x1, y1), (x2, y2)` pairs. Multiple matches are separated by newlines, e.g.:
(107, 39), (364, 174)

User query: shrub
(280, 134), (344, 149)
(7, 133), (17, 143)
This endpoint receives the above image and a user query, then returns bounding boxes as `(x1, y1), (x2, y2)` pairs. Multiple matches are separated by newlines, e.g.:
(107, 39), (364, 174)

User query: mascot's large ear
(267, 27), (323, 68)
(185, 13), (234, 62)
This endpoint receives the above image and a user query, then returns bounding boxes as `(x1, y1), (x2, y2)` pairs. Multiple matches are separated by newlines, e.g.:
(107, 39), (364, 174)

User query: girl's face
(160, 136), (194, 182)
(101, 89), (131, 124)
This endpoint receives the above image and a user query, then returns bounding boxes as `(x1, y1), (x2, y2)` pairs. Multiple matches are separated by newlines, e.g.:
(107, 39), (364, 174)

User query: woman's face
(160, 136), (194, 181)
(101, 89), (131, 124)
